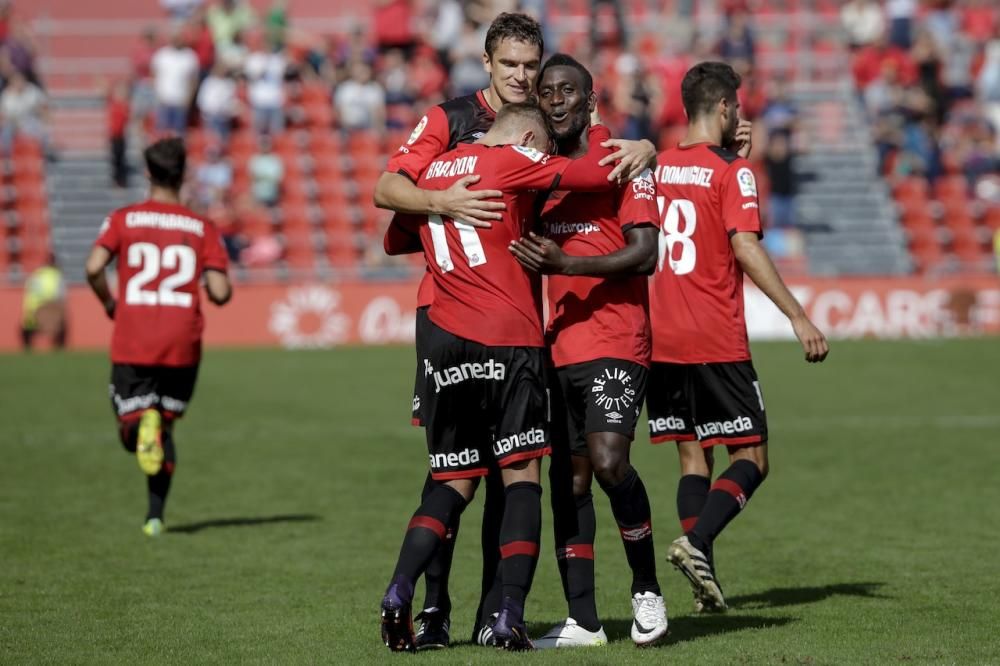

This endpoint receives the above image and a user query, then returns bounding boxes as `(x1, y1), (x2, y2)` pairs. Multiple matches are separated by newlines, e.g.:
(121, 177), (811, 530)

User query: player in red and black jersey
(379, 101), (618, 653)
(508, 55), (667, 648)
(648, 62), (828, 612)
(377, 12), (658, 651)
(84, 138), (232, 537)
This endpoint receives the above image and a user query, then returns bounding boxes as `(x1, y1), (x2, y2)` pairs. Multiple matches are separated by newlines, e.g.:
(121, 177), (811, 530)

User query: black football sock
(554, 492), (600, 631)
(499, 481), (542, 616)
(146, 429), (176, 521)
(677, 474), (710, 533)
(475, 469), (504, 631)
(688, 459), (764, 555)
(390, 483), (468, 603)
(119, 420), (139, 453)
(600, 466), (660, 596)
(420, 473), (458, 615)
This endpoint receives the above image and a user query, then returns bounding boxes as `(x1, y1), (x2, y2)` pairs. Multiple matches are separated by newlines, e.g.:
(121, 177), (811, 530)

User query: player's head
(537, 54), (595, 146)
(681, 61), (742, 145)
(144, 137), (186, 191)
(483, 12), (544, 105)
(489, 101), (553, 153)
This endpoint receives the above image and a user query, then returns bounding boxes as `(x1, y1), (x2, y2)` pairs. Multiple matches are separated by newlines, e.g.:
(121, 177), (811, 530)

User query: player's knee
(590, 450), (629, 488)
(118, 421), (138, 452)
(571, 471), (592, 497)
(677, 442), (711, 476)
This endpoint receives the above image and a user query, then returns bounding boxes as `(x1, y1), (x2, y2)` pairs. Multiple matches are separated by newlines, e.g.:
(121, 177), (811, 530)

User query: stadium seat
(908, 228), (945, 272)
(983, 206), (1000, 231)
(934, 175), (969, 203)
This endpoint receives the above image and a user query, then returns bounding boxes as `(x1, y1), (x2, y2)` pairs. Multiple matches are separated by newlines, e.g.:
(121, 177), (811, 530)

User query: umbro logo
(606, 411), (623, 423)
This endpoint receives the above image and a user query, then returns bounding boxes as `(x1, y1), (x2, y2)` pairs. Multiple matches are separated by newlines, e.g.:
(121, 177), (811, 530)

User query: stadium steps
(46, 93), (146, 282)
(789, 81), (912, 275)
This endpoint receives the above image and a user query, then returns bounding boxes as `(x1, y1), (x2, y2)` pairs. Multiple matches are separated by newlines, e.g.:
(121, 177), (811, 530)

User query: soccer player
(84, 137), (232, 537)
(647, 62), (828, 612)
(379, 101), (617, 652)
(507, 54), (667, 648)
(377, 12), (656, 650)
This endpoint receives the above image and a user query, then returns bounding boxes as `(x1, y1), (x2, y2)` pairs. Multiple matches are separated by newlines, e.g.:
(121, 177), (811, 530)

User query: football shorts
(646, 361), (767, 447)
(421, 319), (549, 480)
(110, 363), (199, 421)
(411, 305), (431, 426)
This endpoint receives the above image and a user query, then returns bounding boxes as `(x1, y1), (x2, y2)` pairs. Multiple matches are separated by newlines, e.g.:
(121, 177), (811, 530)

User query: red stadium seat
(983, 206), (1000, 232)
(934, 175), (969, 203)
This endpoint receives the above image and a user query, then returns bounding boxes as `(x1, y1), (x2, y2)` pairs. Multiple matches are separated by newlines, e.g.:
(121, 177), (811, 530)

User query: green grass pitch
(3, 340), (1000, 664)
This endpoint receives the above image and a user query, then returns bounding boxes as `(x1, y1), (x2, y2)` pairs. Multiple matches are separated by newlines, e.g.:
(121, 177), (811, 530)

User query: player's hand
(791, 315), (828, 363)
(432, 174), (504, 228)
(508, 232), (570, 274)
(730, 120), (753, 159)
(103, 299), (116, 320)
(599, 138), (656, 183)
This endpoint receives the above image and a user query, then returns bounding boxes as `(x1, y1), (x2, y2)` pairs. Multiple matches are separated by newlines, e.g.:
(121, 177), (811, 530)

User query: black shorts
(551, 358), (647, 457)
(411, 306), (432, 427)
(421, 319), (549, 480)
(646, 361), (767, 448)
(109, 363), (199, 421)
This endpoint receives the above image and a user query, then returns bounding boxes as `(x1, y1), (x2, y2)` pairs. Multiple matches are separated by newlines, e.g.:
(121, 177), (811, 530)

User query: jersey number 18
(656, 197), (697, 276)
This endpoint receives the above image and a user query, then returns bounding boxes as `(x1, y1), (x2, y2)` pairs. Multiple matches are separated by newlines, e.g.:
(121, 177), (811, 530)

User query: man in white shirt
(244, 40), (286, 136)
(197, 63), (239, 145)
(151, 28), (199, 134)
(0, 71), (48, 155)
(334, 60), (385, 132)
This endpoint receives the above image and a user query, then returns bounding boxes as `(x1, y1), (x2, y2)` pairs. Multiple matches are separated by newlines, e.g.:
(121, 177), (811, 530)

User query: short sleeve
(617, 168), (659, 233)
(386, 106), (451, 182)
(95, 214), (121, 254)
(202, 221), (230, 272)
(720, 159), (763, 237)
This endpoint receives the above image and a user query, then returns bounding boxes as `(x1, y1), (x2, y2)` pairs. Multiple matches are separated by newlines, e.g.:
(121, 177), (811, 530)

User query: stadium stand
(3, 0), (998, 283)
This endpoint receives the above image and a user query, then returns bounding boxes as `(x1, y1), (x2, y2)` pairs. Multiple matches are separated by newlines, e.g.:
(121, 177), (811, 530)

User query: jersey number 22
(125, 242), (196, 307)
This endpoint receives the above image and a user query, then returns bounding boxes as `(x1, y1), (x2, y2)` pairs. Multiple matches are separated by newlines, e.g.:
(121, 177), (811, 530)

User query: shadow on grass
(599, 614), (798, 646)
(728, 582), (889, 610)
(167, 513), (321, 534)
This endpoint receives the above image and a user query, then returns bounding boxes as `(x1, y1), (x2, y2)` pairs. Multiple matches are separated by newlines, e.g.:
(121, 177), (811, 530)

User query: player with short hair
(378, 11), (656, 650)
(85, 137), (232, 537)
(648, 62), (828, 612)
(508, 54), (667, 648)
(379, 100), (617, 652)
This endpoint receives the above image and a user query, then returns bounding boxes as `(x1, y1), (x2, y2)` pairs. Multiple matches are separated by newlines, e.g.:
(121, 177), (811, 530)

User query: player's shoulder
(438, 91), (489, 118)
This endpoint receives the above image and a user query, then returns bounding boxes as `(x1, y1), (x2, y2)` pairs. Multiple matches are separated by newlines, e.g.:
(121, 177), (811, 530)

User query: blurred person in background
(130, 27), (159, 130)
(763, 130), (797, 229)
(195, 142), (232, 209)
(245, 33), (287, 137)
(197, 62), (238, 146)
(977, 37), (1000, 151)
(21, 253), (66, 351)
(0, 69), (48, 156)
(207, 0), (256, 50)
(216, 29), (248, 72)
(611, 52), (654, 141)
(249, 134), (283, 207)
(449, 18), (491, 97)
(717, 10), (755, 67)
(151, 27), (199, 134)
(334, 59), (386, 133)
(2, 23), (42, 88)
(160, 0), (203, 22)
(840, 0), (885, 50)
(191, 9), (216, 80)
(427, 0), (463, 67)
(108, 80), (130, 188)
(373, 0), (416, 57)
(885, 0), (916, 50)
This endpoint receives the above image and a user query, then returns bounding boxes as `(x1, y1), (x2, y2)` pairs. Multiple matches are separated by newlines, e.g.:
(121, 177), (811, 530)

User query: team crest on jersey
(99, 216), (111, 234)
(407, 116), (429, 145)
(737, 167), (757, 197)
(512, 145), (546, 163)
(631, 172), (655, 200)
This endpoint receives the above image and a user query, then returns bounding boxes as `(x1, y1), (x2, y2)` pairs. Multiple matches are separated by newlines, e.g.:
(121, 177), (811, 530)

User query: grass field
(3, 340), (1000, 664)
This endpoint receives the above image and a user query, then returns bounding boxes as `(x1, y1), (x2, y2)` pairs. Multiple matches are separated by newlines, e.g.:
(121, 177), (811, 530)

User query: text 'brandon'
(425, 155), (479, 180)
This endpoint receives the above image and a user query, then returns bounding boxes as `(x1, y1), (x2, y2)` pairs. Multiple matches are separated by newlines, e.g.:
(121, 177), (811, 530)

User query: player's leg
(669, 361), (769, 612)
(584, 360), (666, 646)
(535, 365), (604, 648)
(414, 472), (459, 650)
(488, 346), (550, 651)
(143, 421), (176, 537)
(472, 464), (504, 644)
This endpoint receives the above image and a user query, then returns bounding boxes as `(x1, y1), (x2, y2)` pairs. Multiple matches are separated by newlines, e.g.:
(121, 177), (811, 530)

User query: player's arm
(731, 232), (828, 363)
(383, 213), (423, 256)
(598, 138), (658, 182)
(509, 225), (656, 276)
(84, 245), (116, 320)
(204, 269), (232, 306)
(509, 125), (617, 193)
(373, 107), (503, 226)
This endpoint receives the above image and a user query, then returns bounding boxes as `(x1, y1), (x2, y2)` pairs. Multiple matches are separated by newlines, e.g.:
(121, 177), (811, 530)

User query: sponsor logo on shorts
(695, 416), (754, 440)
(429, 447), (481, 469)
(649, 415), (687, 432)
(432, 359), (506, 393)
(591, 367), (637, 413)
(113, 392), (187, 416)
(605, 411), (624, 424)
(493, 427), (545, 456)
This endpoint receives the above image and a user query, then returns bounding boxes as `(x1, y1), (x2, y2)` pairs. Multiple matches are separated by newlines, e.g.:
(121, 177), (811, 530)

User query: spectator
(197, 62), (238, 145)
(372, 0), (416, 56)
(216, 28), (248, 71)
(130, 27), (159, 127)
(427, 0), (463, 66)
(718, 10), (755, 66)
(841, 0), (885, 50)
(264, 0), (288, 48)
(885, 0), (916, 50)
(760, 78), (798, 135)
(207, 0), (256, 49)
(2, 24), (42, 87)
(0, 70), (49, 156)
(245, 35), (287, 136)
(977, 39), (1000, 150)
(195, 143), (233, 208)
(611, 52), (654, 141)
(333, 60), (385, 133)
(108, 80), (130, 188)
(590, 0), (628, 50)
(191, 9), (216, 78)
(160, 0), (203, 21)
(151, 27), (199, 134)
(448, 18), (490, 97)
(379, 49), (415, 107)
(764, 131), (798, 229)
(249, 135), (283, 206)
